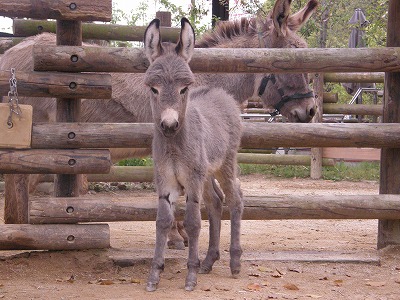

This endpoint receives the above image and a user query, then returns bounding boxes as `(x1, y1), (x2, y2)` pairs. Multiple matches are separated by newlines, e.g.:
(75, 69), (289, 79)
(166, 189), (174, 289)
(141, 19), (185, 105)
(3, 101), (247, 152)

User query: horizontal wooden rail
(0, 0), (112, 22)
(30, 122), (400, 149)
(29, 194), (400, 223)
(13, 19), (180, 42)
(324, 72), (385, 83)
(237, 153), (335, 166)
(0, 149), (111, 174)
(0, 224), (110, 250)
(0, 70), (112, 99)
(323, 104), (383, 116)
(33, 46), (400, 73)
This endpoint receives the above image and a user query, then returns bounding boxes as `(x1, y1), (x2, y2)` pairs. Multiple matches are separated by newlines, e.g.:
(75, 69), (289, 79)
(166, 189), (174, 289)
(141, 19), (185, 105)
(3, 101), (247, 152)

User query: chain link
(7, 68), (22, 129)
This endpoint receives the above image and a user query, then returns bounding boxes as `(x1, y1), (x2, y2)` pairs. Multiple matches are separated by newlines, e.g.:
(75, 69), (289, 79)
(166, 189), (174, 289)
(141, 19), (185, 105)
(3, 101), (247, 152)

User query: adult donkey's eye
(150, 87), (159, 94)
(180, 87), (188, 95)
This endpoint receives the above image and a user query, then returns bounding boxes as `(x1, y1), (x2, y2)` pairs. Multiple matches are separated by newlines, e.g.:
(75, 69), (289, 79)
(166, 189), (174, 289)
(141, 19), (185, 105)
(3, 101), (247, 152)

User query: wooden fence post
(378, 0), (400, 249)
(54, 20), (83, 197)
(310, 73), (324, 179)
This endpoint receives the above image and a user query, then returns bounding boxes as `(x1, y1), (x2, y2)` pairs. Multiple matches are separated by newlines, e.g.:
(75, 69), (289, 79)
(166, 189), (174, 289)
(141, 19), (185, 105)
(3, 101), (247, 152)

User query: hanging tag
(0, 99), (33, 149)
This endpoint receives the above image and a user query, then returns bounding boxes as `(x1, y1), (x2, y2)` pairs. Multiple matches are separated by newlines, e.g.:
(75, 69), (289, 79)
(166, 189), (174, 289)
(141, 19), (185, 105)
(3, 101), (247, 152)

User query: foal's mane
(196, 17), (269, 48)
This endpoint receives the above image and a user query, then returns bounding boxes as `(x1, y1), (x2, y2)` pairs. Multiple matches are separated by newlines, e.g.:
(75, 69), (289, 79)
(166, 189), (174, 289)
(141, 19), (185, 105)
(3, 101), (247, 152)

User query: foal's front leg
(146, 190), (179, 292)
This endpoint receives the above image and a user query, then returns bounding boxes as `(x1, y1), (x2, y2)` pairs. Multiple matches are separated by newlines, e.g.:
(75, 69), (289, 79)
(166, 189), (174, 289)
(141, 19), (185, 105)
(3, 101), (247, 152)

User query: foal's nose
(160, 119), (179, 134)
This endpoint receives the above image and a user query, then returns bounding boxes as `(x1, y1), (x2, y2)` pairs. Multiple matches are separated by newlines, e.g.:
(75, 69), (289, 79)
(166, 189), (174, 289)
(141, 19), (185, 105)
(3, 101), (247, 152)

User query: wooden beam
(0, 149), (111, 174)
(324, 72), (385, 83)
(0, 0), (112, 22)
(378, 0), (400, 249)
(30, 122), (400, 149)
(29, 194), (400, 224)
(33, 46), (400, 73)
(311, 73), (324, 179)
(13, 19), (180, 42)
(323, 103), (383, 116)
(0, 70), (111, 99)
(0, 224), (110, 250)
(237, 153), (335, 166)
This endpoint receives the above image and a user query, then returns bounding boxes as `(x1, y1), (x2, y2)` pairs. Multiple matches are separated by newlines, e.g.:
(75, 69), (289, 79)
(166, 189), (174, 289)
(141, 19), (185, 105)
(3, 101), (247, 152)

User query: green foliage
(117, 157), (153, 167)
(239, 161), (380, 181)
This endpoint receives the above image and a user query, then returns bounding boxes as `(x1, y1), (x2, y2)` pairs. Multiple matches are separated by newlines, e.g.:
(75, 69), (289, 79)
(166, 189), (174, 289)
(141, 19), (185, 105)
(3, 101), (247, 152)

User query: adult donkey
(144, 17), (243, 292)
(0, 0), (317, 243)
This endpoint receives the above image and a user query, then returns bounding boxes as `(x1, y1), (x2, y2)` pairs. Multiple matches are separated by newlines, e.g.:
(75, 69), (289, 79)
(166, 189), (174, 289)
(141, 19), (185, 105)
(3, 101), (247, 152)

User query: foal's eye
(150, 87), (158, 94)
(180, 87), (188, 95)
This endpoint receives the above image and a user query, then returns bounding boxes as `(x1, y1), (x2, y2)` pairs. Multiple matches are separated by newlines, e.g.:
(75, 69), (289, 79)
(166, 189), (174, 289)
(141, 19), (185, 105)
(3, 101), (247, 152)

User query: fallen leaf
(365, 281), (386, 287)
(248, 273), (260, 277)
(258, 266), (274, 273)
(89, 279), (115, 285)
(319, 276), (328, 281)
(215, 285), (231, 291)
(130, 278), (141, 284)
(271, 271), (282, 278)
(307, 294), (322, 298)
(283, 283), (299, 291)
(333, 279), (343, 286)
(66, 275), (75, 283)
(288, 267), (302, 273)
(247, 283), (262, 291)
(200, 285), (212, 291)
(261, 280), (270, 286)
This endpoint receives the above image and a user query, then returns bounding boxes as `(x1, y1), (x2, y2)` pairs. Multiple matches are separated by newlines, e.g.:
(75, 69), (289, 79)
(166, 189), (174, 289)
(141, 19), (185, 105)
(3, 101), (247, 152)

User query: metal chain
(7, 68), (22, 129)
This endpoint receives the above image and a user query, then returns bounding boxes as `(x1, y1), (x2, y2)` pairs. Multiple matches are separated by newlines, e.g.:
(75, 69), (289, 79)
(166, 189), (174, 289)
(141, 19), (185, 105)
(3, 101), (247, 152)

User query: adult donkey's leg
(216, 163), (243, 277)
(200, 176), (223, 274)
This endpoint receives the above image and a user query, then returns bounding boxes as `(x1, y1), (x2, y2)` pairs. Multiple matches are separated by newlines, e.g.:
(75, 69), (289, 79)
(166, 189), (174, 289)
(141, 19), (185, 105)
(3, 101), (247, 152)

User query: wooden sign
(0, 102), (32, 149)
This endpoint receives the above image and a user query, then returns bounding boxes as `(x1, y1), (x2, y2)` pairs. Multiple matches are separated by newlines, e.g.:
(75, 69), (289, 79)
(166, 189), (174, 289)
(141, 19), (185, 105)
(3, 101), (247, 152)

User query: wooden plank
(323, 92), (338, 103)
(0, 103), (32, 149)
(29, 194), (400, 224)
(0, 149), (111, 174)
(0, 0), (112, 22)
(0, 70), (112, 99)
(311, 73), (324, 179)
(4, 174), (29, 224)
(237, 153), (335, 166)
(378, 0), (400, 249)
(323, 148), (381, 161)
(323, 103), (383, 116)
(33, 46), (400, 73)
(13, 19), (180, 42)
(0, 224), (110, 250)
(30, 122), (400, 149)
(324, 72), (385, 83)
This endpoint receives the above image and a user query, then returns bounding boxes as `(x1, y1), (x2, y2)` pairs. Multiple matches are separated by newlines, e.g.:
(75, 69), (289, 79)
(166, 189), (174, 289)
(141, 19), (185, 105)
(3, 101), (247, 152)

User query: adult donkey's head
(260, 0), (318, 122)
(144, 18), (195, 137)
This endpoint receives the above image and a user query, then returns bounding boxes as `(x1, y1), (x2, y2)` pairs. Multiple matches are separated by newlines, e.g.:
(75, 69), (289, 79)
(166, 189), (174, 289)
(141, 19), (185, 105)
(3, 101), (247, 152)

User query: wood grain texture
(33, 46), (400, 73)
(0, 149), (111, 174)
(0, 0), (112, 21)
(0, 224), (110, 250)
(29, 194), (400, 224)
(0, 70), (111, 98)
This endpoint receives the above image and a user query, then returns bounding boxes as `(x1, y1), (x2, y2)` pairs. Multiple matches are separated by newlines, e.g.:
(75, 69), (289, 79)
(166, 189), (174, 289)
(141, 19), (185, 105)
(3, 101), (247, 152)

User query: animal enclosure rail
(12, 19), (180, 42)
(29, 194), (400, 224)
(0, 70), (112, 98)
(30, 122), (400, 149)
(0, 0), (112, 21)
(324, 72), (385, 83)
(33, 46), (400, 73)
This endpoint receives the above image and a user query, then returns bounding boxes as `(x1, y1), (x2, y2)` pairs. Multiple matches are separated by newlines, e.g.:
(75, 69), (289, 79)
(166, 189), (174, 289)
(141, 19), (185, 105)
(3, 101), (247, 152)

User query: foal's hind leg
(200, 176), (223, 274)
(216, 164), (243, 277)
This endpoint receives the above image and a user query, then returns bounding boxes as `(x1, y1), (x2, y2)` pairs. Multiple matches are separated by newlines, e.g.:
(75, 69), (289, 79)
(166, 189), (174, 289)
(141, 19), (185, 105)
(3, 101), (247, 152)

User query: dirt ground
(1, 174), (400, 300)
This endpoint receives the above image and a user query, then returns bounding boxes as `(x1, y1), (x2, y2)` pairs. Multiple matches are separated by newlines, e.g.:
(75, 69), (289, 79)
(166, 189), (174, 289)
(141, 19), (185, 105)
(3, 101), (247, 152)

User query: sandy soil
(1, 174), (400, 300)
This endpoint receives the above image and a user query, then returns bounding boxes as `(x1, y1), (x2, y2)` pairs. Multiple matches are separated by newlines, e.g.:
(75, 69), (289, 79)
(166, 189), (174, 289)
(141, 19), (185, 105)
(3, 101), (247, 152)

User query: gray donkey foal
(144, 18), (243, 292)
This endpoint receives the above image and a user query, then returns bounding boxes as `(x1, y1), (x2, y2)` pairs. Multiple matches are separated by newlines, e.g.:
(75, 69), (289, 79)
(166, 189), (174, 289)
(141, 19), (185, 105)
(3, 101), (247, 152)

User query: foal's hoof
(231, 268), (241, 279)
(184, 281), (197, 291)
(167, 240), (186, 250)
(146, 282), (158, 292)
(199, 265), (212, 274)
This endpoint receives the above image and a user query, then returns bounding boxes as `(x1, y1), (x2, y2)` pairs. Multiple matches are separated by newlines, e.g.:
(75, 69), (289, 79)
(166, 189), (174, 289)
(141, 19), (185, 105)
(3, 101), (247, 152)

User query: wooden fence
(0, 0), (400, 251)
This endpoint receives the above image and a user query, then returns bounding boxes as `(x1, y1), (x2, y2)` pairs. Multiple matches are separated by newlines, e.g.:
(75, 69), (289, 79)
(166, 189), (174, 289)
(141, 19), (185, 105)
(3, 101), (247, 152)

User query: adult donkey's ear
(271, 0), (291, 37)
(175, 18), (195, 62)
(144, 19), (163, 63)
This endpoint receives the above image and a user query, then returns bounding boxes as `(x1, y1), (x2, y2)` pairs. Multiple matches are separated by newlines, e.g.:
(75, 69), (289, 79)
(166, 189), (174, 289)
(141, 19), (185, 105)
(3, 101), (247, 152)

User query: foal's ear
(144, 19), (163, 63)
(175, 18), (195, 62)
(288, 0), (318, 32)
(271, 0), (292, 37)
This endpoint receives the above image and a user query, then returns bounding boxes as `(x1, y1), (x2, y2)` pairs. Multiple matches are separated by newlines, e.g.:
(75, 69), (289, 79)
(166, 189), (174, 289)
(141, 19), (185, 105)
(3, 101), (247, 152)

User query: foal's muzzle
(160, 119), (179, 137)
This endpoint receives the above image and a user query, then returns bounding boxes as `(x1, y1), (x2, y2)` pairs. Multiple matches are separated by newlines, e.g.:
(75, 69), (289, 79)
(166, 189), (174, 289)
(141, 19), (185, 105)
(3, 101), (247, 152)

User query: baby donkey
(144, 18), (243, 291)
